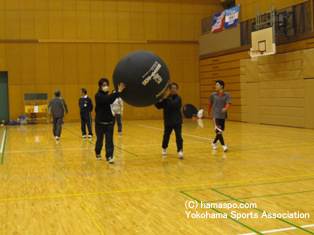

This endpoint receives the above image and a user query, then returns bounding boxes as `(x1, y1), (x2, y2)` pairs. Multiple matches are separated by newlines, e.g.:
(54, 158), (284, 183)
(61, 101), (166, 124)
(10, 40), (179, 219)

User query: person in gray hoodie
(48, 89), (68, 141)
(111, 91), (124, 135)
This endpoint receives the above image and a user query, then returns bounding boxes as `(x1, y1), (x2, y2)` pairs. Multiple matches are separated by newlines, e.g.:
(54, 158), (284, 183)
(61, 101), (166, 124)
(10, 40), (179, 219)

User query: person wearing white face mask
(94, 78), (125, 163)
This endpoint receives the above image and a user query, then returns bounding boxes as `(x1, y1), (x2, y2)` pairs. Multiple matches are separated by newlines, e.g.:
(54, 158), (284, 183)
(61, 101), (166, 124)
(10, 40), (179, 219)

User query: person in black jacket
(155, 83), (184, 159)
(95, 78), (125, 163)
(79, 88), (93, 138)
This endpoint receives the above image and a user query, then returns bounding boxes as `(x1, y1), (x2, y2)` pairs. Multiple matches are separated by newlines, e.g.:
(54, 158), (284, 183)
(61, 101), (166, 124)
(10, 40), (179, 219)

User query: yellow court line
(55, 164), (106, 235)
(1, 173), (314, 202)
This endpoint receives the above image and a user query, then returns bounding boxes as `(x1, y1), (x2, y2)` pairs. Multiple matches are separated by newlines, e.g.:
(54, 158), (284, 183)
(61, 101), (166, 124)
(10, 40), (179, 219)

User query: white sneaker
(222, 145), (228, 152)
(96, 155), (102, 160)
(55, 136), (60, 141)
(107, 156), (114, 164)
(178, 150), (184, 159)
(88, 135), (92, 138)
(162, 148), (167, 155)
(212, 143), (218, 150)
(82, 135), (86, 138)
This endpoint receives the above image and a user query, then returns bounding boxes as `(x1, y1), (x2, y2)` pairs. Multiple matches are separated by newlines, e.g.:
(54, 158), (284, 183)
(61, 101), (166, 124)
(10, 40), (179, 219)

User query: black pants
(162, 124), (183, 152)
(80, 112), (93, 136)
(53, 117), (63, 137)
(95, 122), (114, 159)
(112, 114), (122, 133)
(213, 118), (225, 132)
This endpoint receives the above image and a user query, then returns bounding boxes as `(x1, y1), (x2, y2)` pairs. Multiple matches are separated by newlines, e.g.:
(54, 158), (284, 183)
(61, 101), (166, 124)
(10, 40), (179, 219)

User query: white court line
(0, 129), (7, 154)
(138, 124), (212, 141)
(239, 224), (314, 235)
(119, 141), (202, 148)
(6, 147), (93, 153)
(6, 142), (202, 153)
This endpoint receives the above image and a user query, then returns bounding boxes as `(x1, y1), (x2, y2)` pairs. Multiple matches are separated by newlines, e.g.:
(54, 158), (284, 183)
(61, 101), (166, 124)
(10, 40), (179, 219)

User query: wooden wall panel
(305, 80), (314, 128)
(34, 10), (49, 38)
(20, 44), (36, 85)
(5, 10), (20, 39)
(63, 11), (77, 39)
(0, 44), (6, 70)
(35, 44), (49, 85)
(234, 46), (314, 128)
(6, 44), (21, 85)
(2, 0), (207, 121)
(48, 10), (62, 39)
(63, 44), (78, 84)
(20, 10), (35, 39)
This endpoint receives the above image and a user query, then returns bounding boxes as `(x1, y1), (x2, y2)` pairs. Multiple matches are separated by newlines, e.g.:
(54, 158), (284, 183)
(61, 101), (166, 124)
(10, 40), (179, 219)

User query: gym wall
(0, 0), (223, 122)
(200, 37), (314, 128)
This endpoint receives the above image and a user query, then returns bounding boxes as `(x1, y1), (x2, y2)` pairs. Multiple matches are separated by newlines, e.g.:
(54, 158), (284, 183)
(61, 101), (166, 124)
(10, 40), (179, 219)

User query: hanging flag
(225, 5), (240, 28)
(211, 11), (226, 33)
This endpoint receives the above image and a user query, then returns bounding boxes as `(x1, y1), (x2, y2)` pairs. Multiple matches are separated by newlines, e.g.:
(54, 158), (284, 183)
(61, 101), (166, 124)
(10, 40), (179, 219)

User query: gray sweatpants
(53, 117), (63, 137)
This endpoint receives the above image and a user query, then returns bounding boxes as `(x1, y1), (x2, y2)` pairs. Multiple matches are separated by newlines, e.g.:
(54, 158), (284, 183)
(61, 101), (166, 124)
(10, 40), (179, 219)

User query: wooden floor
(0, 119), (314, 235)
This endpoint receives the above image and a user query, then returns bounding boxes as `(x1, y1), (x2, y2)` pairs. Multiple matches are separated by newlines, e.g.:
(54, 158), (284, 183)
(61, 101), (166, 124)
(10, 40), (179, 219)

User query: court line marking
(137, 124), (313, 152)
(239, 224), (314, 235)
(182, 186), (314, 235)
(5, 141), (203, 154)
(211, 188), (313, 234)
(204, 189), (314, 204)
(185, 177), (314, 192)
(138, 124), (314, 152)
(180, 191), (262, 235)
(6, 147), (93, 153)
(55, 164), (106, 235)
(1, 173), (314, 202)
(138, 124), (212, 141)
(0, 128), (7, 164)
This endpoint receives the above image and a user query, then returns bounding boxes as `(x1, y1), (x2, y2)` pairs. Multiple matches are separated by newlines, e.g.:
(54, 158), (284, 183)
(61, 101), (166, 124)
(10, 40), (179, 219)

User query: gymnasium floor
(0, 119), (314, 235)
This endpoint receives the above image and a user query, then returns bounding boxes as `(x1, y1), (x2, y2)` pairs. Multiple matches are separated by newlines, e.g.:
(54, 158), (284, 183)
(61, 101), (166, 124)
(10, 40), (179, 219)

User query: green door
(0, 72), (9, 122)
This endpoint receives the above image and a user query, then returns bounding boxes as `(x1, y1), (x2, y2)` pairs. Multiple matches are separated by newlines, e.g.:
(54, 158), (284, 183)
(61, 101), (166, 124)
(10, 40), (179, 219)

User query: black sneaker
(96, 155), (102, 160)
(107, 156), (114, 164)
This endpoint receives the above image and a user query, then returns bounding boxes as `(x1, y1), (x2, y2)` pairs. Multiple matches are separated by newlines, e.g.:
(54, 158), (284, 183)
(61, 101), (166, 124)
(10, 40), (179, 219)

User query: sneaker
(222, 145), (228, 152)
(118, 132), (122, 135)
(212, 142), (218, 150)
(55, 136), (60, 141)
(96, 155), (102, 160)
(162, 148), (167, 155)
(178, 150), (184, 159)
(82, 135), (86, 138)
(88, 135), (92, 138)
(107, 156), (114, 164)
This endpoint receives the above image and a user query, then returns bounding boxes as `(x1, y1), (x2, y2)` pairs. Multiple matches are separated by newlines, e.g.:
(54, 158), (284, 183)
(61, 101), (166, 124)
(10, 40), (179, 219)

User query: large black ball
(113, 50), (170, 107)
(183, 104), (198, 118)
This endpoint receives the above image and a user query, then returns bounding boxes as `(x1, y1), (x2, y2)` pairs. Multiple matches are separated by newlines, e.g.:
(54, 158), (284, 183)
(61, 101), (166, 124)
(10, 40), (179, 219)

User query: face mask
(102, 86), (109, 92)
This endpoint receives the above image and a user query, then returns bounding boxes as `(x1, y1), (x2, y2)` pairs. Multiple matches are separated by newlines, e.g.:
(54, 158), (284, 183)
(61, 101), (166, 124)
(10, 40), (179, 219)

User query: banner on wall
(225, 5), (240, 28)
(211, 11), (226, 33)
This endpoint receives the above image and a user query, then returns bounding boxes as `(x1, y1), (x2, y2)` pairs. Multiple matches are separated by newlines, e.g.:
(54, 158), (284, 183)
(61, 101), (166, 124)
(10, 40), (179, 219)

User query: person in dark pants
(79, 88), (93, 138)
(111, 94), (124, 135)
(94, 78), (125, 163)
(48, 89), (68, 141)
(155, 83), (184, 159)
(208, 80), (231, 152)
